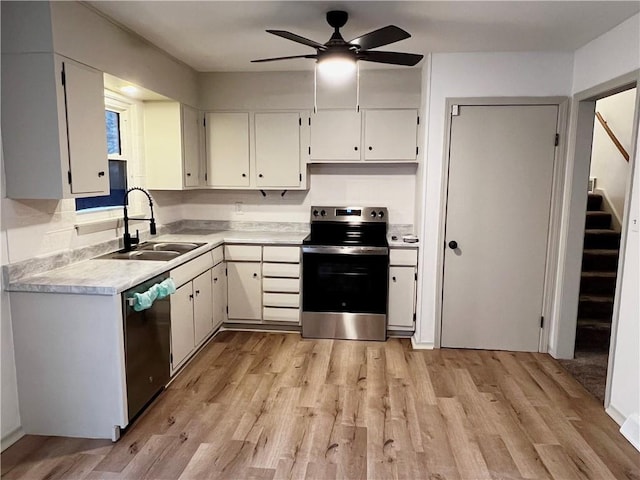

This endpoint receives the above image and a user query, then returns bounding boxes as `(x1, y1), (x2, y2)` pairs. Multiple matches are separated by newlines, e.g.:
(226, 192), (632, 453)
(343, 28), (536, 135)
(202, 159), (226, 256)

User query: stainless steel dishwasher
(122, 272), (171, 422)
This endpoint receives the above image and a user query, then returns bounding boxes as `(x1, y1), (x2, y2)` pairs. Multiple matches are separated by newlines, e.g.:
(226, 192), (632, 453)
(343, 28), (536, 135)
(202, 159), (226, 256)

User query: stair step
(578, 294), (614, 319)
(587, 193), (604, 211)
(580, 271), (617, 295)
(576, 318), (613, 330)
(583, 229), (621, 250)
(585, 211), (612, 229)
(582, 249), (619, 272)
(575, 318), (611, 351)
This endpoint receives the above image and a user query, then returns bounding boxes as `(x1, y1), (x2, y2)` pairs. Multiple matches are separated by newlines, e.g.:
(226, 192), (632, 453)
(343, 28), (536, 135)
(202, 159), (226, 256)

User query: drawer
(263, 277), (300, 293)
(263, 307), (300, 323)
(224, 245), (262, 261)
(171, 252), (214, 288)
(263, 246), (300, 263)
(211, 245), (224, 265)
(262, 262), (300, 278)
(263, 293), (300, 308)
(390, 248), (418, 266)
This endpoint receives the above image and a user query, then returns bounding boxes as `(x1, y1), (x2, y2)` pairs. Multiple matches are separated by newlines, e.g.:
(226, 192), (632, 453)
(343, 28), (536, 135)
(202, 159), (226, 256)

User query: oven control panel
(310, 206), (388, 223)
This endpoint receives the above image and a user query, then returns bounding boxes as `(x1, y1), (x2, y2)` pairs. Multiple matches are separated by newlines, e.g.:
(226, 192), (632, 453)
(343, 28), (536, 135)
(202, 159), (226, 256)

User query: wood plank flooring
(2, 331), (639, 479)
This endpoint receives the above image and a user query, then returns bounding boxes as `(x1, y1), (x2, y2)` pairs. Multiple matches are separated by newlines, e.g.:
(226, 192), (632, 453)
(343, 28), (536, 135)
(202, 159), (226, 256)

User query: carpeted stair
(576, 193), (620, 353)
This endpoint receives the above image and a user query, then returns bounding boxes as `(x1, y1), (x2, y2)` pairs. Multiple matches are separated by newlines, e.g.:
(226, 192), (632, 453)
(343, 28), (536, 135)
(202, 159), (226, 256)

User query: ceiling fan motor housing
(327, 11), (348, 30)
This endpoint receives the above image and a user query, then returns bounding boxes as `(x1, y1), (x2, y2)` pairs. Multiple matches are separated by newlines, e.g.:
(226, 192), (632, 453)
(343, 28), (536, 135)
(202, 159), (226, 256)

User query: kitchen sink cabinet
(388, 248), (418, 332)
(193, 270), (214, 347)
(170, 283), (197, 371)
(144, 102), (203, 190)
(309, 109), (418, 163)
(2, 53), (109, 199)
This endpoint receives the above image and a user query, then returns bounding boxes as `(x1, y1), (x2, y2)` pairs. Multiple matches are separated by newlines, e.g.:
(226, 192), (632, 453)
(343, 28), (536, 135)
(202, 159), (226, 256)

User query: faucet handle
(131, 229), (140, 246)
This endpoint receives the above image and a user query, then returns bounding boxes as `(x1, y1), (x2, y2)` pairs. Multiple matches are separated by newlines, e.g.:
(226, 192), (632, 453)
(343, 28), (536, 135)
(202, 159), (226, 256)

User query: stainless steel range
(302, 206), (389, 341)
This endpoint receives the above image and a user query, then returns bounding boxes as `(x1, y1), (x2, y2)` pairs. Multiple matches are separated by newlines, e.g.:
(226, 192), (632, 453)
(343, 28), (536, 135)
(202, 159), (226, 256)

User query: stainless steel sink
(97, 241), (205, 261)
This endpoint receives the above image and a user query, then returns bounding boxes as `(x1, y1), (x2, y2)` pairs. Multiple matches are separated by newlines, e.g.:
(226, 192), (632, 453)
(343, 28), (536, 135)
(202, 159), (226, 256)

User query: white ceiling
(88, 1), (640, 72)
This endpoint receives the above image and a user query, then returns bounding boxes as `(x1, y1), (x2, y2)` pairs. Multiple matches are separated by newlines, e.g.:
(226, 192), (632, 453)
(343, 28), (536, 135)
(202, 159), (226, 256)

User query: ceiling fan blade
(349, 26), (411, 50)
(251, 54), (317, 63)
(266, 30), (326, 50)
(358, 51), (424, 66)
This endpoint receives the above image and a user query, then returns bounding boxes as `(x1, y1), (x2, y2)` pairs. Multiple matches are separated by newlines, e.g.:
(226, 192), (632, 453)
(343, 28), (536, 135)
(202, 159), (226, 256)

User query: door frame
(435, 97), (569, 350)
(550, 71), (639, 409)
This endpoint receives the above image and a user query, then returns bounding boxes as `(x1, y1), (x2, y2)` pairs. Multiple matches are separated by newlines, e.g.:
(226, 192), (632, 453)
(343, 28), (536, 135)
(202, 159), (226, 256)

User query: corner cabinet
(309, 109), (418, 163)
(1, 53), (109, 199)
(388, 247), (418, 333)
(205, 111), (309, 190)
(144, 102), (203, 189)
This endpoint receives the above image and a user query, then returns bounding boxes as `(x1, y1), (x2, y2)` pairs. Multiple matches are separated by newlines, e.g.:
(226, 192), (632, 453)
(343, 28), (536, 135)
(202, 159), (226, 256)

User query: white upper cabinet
(144, 102), (202, 190)
(309, 109), (418, 163)
(255, 112), (301, 188)
(206, 112), (250, 187)
(364, 109), (418, 161)
(2, 53), (108, 199)
(309, 110), (361, 161)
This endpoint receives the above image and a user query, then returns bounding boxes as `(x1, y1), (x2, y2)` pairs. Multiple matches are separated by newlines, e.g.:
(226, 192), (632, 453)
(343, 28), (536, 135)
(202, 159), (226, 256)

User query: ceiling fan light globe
(317, 55), (356, 82)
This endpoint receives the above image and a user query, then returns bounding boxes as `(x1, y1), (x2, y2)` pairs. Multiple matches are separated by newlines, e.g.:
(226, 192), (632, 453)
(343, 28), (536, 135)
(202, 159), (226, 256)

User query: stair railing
(595, 111), (630, 162)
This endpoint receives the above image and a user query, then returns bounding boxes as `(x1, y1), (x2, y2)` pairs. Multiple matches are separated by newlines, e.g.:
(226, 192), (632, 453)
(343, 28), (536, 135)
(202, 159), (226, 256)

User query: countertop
(7, 229), (418, 296)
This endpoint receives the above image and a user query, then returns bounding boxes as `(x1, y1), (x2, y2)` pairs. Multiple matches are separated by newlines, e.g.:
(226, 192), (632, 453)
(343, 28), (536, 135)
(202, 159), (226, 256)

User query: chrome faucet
(123, 187), (157, 251)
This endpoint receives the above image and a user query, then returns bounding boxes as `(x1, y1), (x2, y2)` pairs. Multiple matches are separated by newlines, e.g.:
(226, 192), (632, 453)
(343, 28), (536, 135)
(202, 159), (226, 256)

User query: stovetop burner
(304, 206), (388, 247)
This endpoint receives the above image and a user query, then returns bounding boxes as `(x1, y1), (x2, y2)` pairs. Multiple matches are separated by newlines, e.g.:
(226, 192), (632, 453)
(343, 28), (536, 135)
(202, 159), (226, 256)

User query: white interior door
(441, 104), (558, 351)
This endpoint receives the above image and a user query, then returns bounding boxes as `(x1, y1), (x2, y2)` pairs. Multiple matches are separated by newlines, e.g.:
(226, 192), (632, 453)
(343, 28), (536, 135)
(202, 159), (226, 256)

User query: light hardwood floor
(2, 331), (639, 479)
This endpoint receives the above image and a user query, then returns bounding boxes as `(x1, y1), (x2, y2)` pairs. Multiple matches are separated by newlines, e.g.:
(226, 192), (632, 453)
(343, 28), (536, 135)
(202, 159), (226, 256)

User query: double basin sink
(99, 241), (206, 261)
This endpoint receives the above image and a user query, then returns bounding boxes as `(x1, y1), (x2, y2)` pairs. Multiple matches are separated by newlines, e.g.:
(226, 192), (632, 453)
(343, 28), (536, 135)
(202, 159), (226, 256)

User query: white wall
(572, 14), (640, 95)
(591, 88), (636, 219)
(569, 13), (640, 437)
(182, 164), (416, 226)
(416, 52), (574, 346)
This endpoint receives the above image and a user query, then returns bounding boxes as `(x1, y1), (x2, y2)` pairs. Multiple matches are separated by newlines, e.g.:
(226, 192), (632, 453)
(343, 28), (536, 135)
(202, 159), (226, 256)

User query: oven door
(302, 245), (388, 341)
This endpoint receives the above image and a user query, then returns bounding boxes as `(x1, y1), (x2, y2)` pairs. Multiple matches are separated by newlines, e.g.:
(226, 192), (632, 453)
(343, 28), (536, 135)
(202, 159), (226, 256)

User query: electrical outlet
(235, 202), (244, 215)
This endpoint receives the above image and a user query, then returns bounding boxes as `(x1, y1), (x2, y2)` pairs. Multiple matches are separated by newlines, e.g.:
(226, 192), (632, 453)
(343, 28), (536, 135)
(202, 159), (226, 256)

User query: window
(76, 98), (131, 212)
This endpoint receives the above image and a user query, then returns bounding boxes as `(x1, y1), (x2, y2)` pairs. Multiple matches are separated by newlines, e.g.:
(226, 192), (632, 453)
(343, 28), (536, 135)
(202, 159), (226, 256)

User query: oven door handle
(302, 245), (389, 255)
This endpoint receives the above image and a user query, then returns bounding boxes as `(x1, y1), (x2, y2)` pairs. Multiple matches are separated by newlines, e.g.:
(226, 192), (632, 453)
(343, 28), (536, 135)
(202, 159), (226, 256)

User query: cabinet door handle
(242, 173), (247, 177)
(98, 171), (105, 177)
(354, 146), (358, 151)
(368, 146), (373, 151)
(195, 289), (200, 295)
(186, 173), (191, 177)
(213, 277), (218, 283)
(253, 273), (258, 278)
(258, 174), (263, 178)
(392, 276), (397, 282)
(189, 294), (194, 300)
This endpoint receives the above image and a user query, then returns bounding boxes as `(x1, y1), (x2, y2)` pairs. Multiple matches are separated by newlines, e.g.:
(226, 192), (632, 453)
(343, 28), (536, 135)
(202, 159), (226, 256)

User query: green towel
(132, 278), (176, 312)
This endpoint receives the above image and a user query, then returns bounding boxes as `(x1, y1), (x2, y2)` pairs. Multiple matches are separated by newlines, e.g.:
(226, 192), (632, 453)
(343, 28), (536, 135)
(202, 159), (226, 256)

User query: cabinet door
(206, 112), (250, 187)
(64, 59), (109, 194)
(310, 110), (361, 161)
(227, 262), (262, 320)
(388, 266), (416, 329)
(364, 109), (418, 161)
(212, 262), (227, 329)
(255, 112), (301, 187)
(193, 270), (213, 346)
(144, 102), (183, 190)
(182, 105), (201, 187)
(170, 283), (195, 369)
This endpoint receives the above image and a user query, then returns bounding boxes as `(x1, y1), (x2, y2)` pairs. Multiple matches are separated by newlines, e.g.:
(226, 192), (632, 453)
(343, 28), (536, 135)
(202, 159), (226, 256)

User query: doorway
(558, 87), (637, 402)
(440, 102), (560, 351)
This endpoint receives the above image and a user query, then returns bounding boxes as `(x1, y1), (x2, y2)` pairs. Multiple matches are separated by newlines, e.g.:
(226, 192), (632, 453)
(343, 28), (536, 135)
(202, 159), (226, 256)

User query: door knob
(448, 240), (458, 250)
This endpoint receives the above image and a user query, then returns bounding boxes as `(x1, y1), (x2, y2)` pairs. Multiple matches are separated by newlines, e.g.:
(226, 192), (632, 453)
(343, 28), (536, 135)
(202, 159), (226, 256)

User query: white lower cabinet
(388, 247), (418, 332)
(262, 246), (301, 324)
(227, 262), (262, 321)
(193, 270), (214, 346)
(212, 262), (227, 330)
(171, 283), (197, 370)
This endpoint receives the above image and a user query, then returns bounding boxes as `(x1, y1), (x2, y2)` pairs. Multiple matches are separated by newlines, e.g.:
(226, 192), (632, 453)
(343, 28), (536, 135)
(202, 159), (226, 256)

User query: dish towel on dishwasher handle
(132, 278), (176, 312)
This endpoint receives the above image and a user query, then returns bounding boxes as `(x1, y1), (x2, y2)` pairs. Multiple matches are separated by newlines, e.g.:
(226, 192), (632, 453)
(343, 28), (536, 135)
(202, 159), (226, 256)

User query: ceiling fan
(252, 10), (424, 67)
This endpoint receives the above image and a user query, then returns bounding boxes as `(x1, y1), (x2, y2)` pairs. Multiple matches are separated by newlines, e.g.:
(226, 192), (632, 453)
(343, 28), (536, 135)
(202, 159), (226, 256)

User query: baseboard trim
(1, 427), (24, 452)
(411, 337), (434, 350)
(621, 413), (640, 452)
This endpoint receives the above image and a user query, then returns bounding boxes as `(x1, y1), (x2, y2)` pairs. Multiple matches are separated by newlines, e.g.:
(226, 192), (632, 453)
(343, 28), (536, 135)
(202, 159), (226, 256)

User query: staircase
(576, 193), (621, 352)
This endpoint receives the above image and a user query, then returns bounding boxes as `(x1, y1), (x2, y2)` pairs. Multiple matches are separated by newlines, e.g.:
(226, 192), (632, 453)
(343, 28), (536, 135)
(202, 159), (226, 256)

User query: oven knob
(370, 211), (377, 218)
(320, 209), (326, 217)
(313, 209), (319, 217)
(378, 211), (385, 218)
